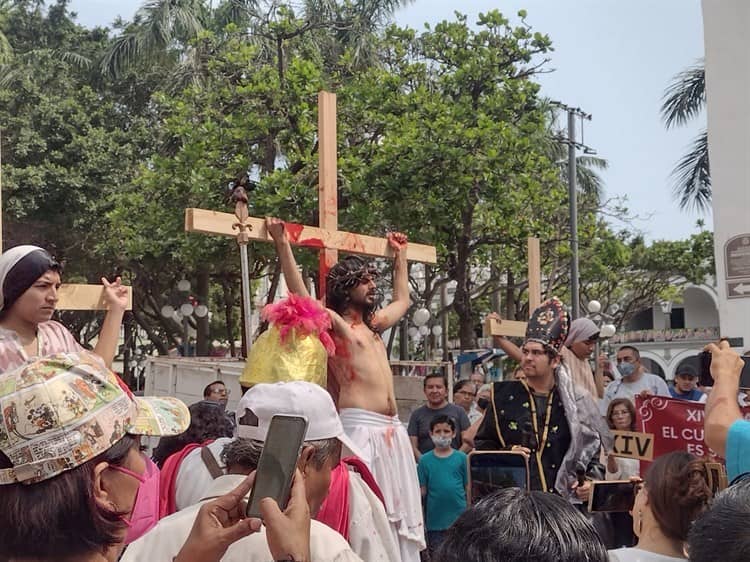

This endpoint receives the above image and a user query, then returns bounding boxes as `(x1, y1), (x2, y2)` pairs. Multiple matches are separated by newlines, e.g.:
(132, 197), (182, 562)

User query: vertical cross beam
(318, 92), (338, 298)
(527, 237), (541, 314)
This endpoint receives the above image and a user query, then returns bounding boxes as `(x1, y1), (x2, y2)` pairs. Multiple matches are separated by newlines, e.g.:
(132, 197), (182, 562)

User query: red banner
(636, 396), (750, 468)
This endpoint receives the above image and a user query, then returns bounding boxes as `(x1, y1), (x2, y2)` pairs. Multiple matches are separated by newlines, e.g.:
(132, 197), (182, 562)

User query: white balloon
(419, 325), (430, 336)
(177, 279), (191, 292)
(600, 323), (617, 338)
(587, 300), (601, 314)
(180, 303), (194, 316)
(431, 325), (443, 336)
(194, 304), (209, 318)
(407, 326), (419, 337)
(413, 308), (431, 327)
(160, 305), (175, 318)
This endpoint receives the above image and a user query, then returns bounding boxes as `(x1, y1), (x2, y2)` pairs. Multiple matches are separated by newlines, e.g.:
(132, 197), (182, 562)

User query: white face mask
(431, 435), (452, 448)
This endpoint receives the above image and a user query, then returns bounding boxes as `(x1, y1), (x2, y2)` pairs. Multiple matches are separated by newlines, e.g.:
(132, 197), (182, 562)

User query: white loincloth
(339, 408), (425, 562)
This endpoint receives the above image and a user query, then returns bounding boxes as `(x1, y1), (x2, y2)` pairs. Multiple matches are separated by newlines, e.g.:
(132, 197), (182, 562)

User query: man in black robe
(475, 298), (608, 499)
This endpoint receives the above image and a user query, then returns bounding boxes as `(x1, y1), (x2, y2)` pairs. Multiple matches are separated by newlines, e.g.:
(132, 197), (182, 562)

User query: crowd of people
(1, 235), (750, 562)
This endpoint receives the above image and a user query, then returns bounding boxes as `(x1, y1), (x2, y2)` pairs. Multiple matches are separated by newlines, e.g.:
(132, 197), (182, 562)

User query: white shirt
(121, 474), (362, 562)
(609, 547), (685, 561)
(600, 373), (670, 415)
(174, 437), (233, 510)
(347, 469), (402, 562)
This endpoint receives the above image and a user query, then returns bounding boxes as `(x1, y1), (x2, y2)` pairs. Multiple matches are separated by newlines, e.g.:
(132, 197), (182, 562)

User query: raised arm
(93, 277), (128, 368)
(372, 232), (410, 332)
(487, 313), (523, 362)
(266, 217), (310, 298)
(704, 340), (745, 457)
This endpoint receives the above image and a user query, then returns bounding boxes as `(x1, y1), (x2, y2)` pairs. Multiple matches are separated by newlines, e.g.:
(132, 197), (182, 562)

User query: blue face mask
(618, 362), (637, 377)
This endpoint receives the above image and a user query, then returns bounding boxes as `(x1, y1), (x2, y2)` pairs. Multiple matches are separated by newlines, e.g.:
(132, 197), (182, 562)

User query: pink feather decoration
(262, 294), (336, 355)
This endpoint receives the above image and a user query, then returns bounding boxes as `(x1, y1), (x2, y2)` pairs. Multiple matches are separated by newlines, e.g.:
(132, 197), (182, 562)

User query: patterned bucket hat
(0, 351), (190, 485)
(525, 297), (570, 354)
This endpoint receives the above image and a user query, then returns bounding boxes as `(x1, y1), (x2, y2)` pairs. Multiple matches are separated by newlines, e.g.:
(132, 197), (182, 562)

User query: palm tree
(661, 60), (709, 213)
(101, 0), (415, 81)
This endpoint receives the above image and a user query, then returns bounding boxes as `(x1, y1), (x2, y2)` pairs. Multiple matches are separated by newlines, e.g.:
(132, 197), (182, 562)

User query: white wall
(703, 0), (750, 348)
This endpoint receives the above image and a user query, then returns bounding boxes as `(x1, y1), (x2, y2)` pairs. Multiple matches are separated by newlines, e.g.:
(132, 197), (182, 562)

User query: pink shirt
(0, 320), (83, 373)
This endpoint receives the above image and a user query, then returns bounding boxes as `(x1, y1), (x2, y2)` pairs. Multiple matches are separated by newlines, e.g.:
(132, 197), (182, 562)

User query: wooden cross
(483, 237), (541, 338)
(0, 132), (132, 311)
(185, 91), (438, 301)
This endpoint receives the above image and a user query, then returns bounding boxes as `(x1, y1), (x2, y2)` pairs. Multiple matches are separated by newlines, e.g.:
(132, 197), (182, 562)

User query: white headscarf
(0, 245), (52, 311)
(564, 317), (600, 347)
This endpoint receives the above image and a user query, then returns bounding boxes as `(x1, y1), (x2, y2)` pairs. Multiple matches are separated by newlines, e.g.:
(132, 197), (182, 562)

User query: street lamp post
(160, 280), (209, 357)
(586, 300), (617, 366)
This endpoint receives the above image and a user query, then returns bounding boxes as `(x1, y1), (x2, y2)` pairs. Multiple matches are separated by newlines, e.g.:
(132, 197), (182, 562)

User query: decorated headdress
(525, 297), (569, 354)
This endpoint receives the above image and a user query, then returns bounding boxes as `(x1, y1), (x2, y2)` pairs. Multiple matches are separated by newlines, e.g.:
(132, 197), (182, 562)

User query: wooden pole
(527, 237), (541, 315)
(318, 91), (338, 298)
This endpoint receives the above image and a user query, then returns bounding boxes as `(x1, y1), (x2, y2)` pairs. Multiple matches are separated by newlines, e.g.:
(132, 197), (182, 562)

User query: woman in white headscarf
(489, 313), (605, 399)
(0, 245), (128, 372)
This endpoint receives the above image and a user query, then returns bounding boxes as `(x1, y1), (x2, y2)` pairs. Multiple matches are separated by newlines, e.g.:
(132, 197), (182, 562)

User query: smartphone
(698, 351), (750, 388)
(705, 462), (728, 496)
(588, 480), (637, 513)
(245, 415), (309, 519)
(467, 451), (529, 504)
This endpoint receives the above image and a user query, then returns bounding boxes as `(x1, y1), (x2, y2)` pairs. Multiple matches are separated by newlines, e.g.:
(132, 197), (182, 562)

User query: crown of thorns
(326, 260), (379, 291)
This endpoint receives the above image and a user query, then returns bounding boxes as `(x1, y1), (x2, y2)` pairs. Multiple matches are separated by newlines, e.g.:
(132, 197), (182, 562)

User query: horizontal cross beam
(483, 316), (527, 338)
(185, 208), (438, 264)
(57, 284), (133, 311)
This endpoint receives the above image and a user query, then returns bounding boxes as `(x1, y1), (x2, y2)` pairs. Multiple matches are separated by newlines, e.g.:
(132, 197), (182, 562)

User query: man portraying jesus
(266, 217), (425, 562)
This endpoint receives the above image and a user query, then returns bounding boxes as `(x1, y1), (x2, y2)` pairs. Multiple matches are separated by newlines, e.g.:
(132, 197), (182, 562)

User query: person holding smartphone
(608, 451), (711, 562)
(703, 340), (750, 483)
(475, 298), (610, 501)
(122, 381), (373, 562)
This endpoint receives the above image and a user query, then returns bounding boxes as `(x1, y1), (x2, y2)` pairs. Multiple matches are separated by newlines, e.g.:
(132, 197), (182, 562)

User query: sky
(68, 0), (708, 242)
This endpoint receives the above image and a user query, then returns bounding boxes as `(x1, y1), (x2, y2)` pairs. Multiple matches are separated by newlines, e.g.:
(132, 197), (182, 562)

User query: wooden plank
(57, 284), (133, 311)
(527, 237), (541, 315)
(611, 430), (654, 461)
(483, 316), (527, 338)
(185, 208), (438, 264)
(318, 91), (339, 294)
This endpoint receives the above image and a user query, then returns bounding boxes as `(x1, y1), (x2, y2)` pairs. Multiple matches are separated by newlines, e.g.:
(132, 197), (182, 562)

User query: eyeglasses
(210, 387), (230, 396)
(455, 390), (477, 397)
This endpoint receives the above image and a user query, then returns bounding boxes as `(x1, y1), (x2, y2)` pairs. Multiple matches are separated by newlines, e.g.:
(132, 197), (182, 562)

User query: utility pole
(550, 102), (595, 320)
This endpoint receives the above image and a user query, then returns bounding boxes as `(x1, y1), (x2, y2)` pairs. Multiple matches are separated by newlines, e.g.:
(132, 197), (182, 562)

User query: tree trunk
(453, 202), (476, 350)
(505, 268), (517, 320)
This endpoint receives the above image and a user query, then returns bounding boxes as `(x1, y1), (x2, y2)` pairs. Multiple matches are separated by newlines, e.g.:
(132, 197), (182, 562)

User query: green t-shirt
(417, 449), (468, 531)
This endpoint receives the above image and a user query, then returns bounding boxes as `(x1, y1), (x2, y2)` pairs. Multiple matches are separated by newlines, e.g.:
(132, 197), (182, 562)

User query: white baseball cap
(236, 381), (364, 460)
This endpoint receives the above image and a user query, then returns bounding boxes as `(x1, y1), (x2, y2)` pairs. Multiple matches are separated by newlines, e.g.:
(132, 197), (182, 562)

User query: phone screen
(468, 452), (529, 504)
(588, 480), (637, 512)
(245, 415), (308, 519)
(699, 352), (750, 388)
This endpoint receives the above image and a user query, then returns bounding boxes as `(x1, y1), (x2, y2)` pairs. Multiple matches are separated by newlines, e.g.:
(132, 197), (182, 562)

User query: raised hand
(101, 277), (129, 311)
(387, 232), (408, 257)
(266, 217), (287, 243)
(260, 468), (311, 562)
(174, 472), (262, 562)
